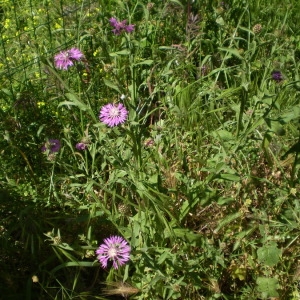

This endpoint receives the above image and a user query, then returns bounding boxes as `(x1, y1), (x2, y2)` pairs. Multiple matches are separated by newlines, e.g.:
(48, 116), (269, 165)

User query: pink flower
(125, 24), (135, 33)
(75, 142), (87, 151)
(271, 70), (284, 83)
(41, 139), (61, 153)
(96, 236), (131, 269)
(54, 48), (84, 70)
(109, 17), (118, 27)
(99, 103), (128, 127)
(109, 17), (135, 35)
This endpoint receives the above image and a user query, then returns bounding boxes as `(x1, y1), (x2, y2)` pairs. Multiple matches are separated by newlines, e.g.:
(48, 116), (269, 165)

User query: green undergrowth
(1, 0), (300, 299)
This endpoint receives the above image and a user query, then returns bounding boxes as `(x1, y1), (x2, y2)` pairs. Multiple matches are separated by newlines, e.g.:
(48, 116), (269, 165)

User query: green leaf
(214, 212), (242, 233)
(279, 106), (300, 124)
(218, 47), (244, 60)
(148, 174), (158, 184)
(173, 228), (202, 243)
(231, 265), (247, 280)
(256, 277), (279, 298)
(216, 16), (225, 26)
(1, 88), (12, 96)
(157, 251), (170, 265)
(257, 241), (281, 266)
(217, 197), (235, 205)
(264, 118), (285, 135)
(212, 129), (234, 141)
(169, 0), (184, 7)
(103, 78), (121, 93)
(219, 173), (240, 181)
(51, 261), (97, 274)
(233, 226), (257, 251)
(134, 59), (154, 66)
(58, 93), (89, 111)
(37, 125), (45, 137)
(178, 200), (190, 222)
(109, 49), (130, 56)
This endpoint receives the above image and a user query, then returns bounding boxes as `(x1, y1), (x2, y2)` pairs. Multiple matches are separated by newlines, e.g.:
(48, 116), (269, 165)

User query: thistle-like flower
(109, 17), (135, 35)
(271, 70), (284, 83)
(99, 103), (128, 127)
(54, 48), (84, 70)
(75, 142), (88, 151)
(96, 236), (131, 269)
(41, 139), (61, 153)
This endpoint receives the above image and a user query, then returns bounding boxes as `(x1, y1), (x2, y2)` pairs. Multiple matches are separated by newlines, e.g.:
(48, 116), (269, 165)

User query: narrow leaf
(103, 78), (121, 93)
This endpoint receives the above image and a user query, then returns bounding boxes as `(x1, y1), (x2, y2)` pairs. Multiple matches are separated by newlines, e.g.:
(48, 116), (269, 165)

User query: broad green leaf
(216, 16), (225, 26)
(279, 106), (300, 123)
(256, 277), (279, 298)
(148, 174), (158, 184)
(257, 241), (281, 266)
(264, 118), (285, 135)
(231, 265), (247, 280)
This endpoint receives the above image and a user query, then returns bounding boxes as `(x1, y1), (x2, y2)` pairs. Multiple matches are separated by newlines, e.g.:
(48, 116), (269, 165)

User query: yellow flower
(0, 104), (9, 111)
(37, 101), (46, 108)
(4, 19), (11, 29)
(93, 49), (99, 56)
(244, 199), (252, 207)
(54, 18), (62, 29)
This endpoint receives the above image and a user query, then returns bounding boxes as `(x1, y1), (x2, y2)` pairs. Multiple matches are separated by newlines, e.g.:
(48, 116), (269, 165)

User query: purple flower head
(68, 48), (84, 60)
(109, 17), (135, 35)
(125, 24), (135, 33)
(76, 142), (88, 151)
(99, 103), (128, 127)
(144, 138), (154, 147)
(109, 17), (118, 27)
(96, 236), (131, 269)
(54, 47), (84, 70)
(271, 70), (284, 83)
(42, 139), (61, 153)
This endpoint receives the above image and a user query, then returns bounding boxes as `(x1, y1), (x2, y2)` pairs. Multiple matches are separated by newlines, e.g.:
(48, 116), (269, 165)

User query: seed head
(252, 24), (262, 34)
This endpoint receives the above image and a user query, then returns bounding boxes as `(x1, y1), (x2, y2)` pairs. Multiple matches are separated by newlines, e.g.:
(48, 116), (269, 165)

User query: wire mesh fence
(0, 0), (97, 99)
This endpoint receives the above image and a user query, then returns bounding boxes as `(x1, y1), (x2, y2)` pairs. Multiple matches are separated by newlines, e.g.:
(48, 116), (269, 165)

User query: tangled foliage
(1, 0), (300, 299)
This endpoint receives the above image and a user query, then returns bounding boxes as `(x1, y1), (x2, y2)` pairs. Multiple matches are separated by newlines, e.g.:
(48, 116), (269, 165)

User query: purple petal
(125, 24), (135, 33)
(109, 17), (118, 27)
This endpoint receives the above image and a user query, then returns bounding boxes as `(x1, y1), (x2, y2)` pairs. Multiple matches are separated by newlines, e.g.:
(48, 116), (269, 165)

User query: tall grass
(0, 0), (300, 299)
